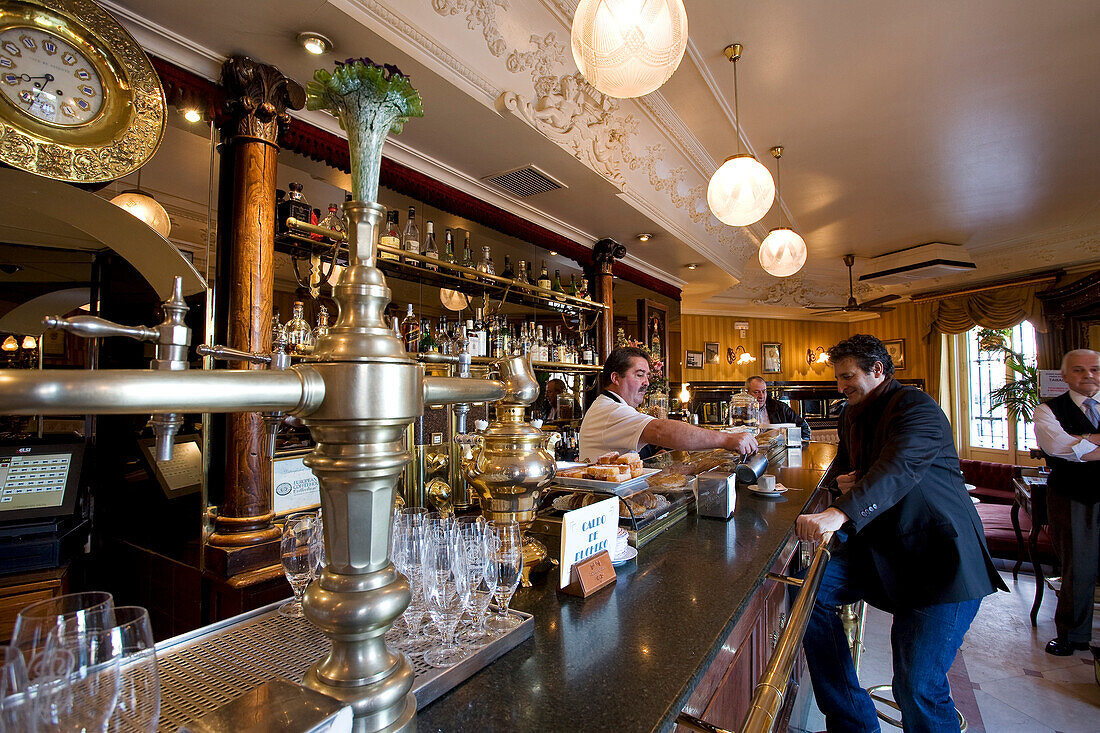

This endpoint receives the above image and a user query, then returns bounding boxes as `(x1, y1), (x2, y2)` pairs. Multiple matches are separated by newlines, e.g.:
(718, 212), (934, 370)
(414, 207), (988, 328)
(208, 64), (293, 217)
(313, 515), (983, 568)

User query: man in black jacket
(1033, 349), (1100, 656)
(796, 334), (1004, 732)
(745, 376), (811, 441)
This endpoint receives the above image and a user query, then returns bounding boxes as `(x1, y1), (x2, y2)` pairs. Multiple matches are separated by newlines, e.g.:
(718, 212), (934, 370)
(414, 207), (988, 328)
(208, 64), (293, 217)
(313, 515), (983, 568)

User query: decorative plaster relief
(747, 276), (837, 308)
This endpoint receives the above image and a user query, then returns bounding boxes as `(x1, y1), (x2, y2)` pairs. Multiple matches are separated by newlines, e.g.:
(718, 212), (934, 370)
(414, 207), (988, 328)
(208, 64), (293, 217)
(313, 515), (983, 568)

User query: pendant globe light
(707, 44), (774, 227)
(110, 169), (171, 239)
(571, 0), (689, 99)
(758, 146), (807, 277)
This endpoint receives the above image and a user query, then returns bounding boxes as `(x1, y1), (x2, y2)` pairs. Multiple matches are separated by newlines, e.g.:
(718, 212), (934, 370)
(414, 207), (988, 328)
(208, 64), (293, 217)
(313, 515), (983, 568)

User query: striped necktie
(1084, 397), (1100, 429)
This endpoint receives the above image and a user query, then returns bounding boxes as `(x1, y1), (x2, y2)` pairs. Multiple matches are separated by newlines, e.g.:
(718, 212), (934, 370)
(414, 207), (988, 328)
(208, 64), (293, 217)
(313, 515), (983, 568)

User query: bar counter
(417, 441), (838, 732)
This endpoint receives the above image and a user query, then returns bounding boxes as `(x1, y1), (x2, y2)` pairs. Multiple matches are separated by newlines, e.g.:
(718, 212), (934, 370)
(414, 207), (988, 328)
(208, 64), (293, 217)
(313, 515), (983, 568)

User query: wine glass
(308, 511), (326, 581)
(280, 514), (315, 617)
(457, 522), (495, 646)
(390, 516), (427, 650)
(36, 627), (123, 733)
(486, 521), (523, 633)
(12, 592), (116, 666)
(420, 526), (471, 668)
(1, 645), (33, 732)
(106, 607), (159, 732)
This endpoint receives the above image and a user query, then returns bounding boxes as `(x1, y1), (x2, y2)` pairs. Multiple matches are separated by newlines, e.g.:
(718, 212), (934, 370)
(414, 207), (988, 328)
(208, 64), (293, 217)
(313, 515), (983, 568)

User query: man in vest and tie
(1034, 349), (1100, 656)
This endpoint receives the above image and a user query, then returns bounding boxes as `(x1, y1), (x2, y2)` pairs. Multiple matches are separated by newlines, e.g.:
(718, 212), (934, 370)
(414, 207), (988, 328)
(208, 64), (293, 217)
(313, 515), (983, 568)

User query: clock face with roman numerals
(0, 26), (104, 126)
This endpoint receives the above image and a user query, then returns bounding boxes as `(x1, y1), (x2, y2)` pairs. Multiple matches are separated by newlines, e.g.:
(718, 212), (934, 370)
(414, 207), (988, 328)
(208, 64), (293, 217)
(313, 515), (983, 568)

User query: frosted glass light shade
(110, 191), (171, 238)
(2, 335), (17, 351)
(707, 154), (775, 227)
(571, 0), (688, 99)
(759, 227), (807, 277)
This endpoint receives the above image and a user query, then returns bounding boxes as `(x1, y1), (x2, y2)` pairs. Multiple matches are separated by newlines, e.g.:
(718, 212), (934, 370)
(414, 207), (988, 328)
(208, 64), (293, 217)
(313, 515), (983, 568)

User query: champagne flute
(280, 514), (315, 618)
(420, 526), (471, 668)
(390, 517), (427, 650)
(308, 510), (326, 581)
(457, 523), (495, 646)
(486, 521), (523, 633)
(106, 607), (159, 733)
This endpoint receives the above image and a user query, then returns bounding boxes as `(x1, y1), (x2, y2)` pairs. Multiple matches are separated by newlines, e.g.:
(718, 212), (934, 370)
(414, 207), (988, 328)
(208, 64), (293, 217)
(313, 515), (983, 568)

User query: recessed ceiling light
(636, 233), (652, 242)
(685, 263), (699, 270)
(549, 250), (558, 256)
(297, 32), (333, 56)
(183, 109), (201, 123)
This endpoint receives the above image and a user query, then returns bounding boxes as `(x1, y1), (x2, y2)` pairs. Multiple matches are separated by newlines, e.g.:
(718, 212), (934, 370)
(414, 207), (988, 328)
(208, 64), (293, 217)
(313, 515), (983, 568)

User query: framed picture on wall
(637, 299), (668, 367)
(685, 350), (704, 369)
(884, 339), (905, 370)
(762, 343), (782, 373)
(704, 342), (720, 365)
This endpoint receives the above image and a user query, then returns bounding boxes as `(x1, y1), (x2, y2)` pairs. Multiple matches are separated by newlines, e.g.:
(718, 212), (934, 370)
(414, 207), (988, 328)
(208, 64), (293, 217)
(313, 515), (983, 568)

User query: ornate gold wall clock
(0, 0), (165, 183)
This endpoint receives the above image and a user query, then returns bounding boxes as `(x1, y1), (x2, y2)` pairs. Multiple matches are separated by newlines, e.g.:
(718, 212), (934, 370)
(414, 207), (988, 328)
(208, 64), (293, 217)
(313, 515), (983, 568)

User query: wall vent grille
(482, 165), (565, 197)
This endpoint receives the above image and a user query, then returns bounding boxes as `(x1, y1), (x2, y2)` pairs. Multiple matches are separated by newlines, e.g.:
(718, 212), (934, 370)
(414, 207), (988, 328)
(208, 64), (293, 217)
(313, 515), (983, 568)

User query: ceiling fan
(807, 254), (902, 314)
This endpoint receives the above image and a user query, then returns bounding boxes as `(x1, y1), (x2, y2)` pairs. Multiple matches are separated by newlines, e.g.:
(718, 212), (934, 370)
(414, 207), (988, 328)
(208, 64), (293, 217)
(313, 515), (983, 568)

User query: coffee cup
(758, 474), (776, 492)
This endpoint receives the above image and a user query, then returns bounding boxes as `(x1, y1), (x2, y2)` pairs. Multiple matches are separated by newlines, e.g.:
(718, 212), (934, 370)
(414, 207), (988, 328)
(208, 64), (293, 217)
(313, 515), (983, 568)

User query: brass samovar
(0, 59), (541, 733)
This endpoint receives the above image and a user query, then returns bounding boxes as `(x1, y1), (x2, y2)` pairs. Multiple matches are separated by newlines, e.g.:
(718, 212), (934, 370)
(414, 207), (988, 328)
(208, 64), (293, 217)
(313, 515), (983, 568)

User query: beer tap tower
(0, 59), (540, 732)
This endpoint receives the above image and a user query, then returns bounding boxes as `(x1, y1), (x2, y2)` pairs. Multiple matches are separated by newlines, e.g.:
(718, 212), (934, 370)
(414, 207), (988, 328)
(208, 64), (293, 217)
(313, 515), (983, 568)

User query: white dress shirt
(578, 391), (655, 462)
(756, 403), (770, 428)
(1034, 390), (1100, 462)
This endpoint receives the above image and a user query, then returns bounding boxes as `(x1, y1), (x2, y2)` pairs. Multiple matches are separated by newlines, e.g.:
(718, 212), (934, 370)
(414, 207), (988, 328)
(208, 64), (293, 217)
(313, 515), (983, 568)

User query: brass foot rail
(677, 532), (835, 733)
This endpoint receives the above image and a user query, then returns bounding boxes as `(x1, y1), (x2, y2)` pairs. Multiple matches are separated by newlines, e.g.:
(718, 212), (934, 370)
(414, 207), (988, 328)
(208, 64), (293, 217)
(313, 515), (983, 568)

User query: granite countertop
(416, 442), (838, 732)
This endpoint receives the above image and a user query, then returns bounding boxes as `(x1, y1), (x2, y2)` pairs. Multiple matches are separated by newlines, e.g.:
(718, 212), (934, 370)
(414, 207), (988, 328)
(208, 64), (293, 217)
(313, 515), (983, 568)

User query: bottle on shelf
(581, 333), (594, 365)
(535, 324), (548, 362)
(577, 274), (590, 300)
(278, 182), (312, 236)
(438, 315), (453, 355)
(318, 203), (346, 240)
(552, 269), (566, 301)
(460, 232), (475, 277)
(310, 207), (323, 240)
(500, 255), (514, 280)
(476, 244), (495, 279)
(285, 301), (315, 354)
(315, 305), (330, 339)
(442, 228), (456, 265)
(537, 261), (551, 290)
(400, 303), (420, 353)
(271, 306), (284, 346)
(402, 206), (420, 265)
(378, 210), (401, 261)
(514, 259), (527, 283)
(552, 327), (565, 363)
(469, 307), (487, 357)
(526, 261), (536, 286)
(568, 273), (578, 298)
(423, 221), (439, 271)
(419, 318), (438, 352)
(491, 316), (506, 358)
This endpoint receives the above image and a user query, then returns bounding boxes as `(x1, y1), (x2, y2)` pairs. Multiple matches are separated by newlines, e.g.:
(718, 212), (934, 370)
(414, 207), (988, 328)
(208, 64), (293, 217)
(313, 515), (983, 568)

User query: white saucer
(611, 546), (638, 565)
(746, 483), (788, 496)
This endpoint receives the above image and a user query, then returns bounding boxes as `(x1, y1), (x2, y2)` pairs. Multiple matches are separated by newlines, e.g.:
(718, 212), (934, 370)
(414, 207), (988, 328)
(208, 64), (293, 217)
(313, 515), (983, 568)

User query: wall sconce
(21, 336), (37, 350)
(2, 335), (17, 351)
(679, 382), (691, 404)
(731, 345), (756, 365)
(806, 346), (829, 365)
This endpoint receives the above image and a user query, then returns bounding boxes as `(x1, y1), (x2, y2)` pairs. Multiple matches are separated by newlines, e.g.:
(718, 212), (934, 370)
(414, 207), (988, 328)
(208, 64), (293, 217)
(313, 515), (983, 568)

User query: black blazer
(826, 379), (1005, 610)
(764, 397), (811, 441)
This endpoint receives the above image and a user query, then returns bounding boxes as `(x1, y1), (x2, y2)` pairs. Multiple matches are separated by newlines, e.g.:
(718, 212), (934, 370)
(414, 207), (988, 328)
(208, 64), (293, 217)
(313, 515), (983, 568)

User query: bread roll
(616, 452), (641, 464)
(588, 465), (622, 480)
(597, 451), (620, 465)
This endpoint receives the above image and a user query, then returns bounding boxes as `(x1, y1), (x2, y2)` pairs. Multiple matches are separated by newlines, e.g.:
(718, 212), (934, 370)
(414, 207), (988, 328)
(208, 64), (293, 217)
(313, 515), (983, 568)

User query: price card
(559, 495), (618, 590)
(1040, 370), (1069, 399)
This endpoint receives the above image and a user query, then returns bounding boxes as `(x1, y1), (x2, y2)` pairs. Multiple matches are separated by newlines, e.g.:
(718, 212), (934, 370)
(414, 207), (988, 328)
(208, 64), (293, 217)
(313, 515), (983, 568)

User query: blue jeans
(803, 555), (981, 732)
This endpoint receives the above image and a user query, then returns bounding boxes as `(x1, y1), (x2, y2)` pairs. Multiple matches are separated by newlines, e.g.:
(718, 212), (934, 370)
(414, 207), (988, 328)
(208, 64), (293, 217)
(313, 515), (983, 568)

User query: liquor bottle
(285, 301), (314, 355)
(491, 317), (505, 358)
(553, 327), (565, 363)
(277, 182), (312, 236)
(402, 206), (420, 265)
(535, 324), (548, 362)
(419, 319), (438, 352)
(526, 260), (535, 286)
(469, 307), (487, 357)
(476, 245), (495, 279)
(568, 274), (578, 298)
(271, 306), (284, 347)
(552, 269), (566, 301)
(500, 255), (514, 280)
(400, 303), (420, 353)
(318, 203), (346, 240)
(442, 228), (456, 266)
(460, 232), (475, 277)
(378, 210), (401, 261)
(537, 261), (551, 290)
(423, 221), (439, 271)
(438, 316), (452, 355)
(577, 274), (590, 300)
(315, 305), (330, 339)
(582, 333), (594, 365)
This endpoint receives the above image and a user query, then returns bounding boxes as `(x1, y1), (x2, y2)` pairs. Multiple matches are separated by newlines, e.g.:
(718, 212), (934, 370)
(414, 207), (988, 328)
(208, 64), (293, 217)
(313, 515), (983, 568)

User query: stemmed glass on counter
(5, 591), (162, 732)
(280, 512), (317, 618)
(386, 511), (523, 666)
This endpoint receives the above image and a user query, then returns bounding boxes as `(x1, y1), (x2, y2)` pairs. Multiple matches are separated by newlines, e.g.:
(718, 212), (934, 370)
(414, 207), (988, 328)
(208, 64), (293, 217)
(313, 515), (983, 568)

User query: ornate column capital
(221, 56), (305, 146)
(593, 237), (626, 274)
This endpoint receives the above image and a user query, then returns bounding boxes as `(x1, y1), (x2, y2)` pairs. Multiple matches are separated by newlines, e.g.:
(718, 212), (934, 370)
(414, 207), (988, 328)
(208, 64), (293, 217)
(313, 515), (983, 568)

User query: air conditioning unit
(858, 243), (976, 285)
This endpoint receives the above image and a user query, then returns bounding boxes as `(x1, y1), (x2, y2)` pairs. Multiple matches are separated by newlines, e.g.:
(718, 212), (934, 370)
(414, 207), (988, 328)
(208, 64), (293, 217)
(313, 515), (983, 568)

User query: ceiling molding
(634, 92), (717, 179)
(101, 0), (224, 81)
(681, 304), (875, 323)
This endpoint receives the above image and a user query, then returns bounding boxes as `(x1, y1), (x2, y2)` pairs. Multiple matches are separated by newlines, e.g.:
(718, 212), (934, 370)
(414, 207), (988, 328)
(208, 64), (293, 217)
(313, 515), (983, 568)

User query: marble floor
(799, 570), (1100, 732)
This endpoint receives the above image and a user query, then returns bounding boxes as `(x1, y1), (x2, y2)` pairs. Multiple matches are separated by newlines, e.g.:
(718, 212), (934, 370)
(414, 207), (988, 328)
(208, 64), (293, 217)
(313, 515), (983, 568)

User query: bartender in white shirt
(579, 346), (758, 461)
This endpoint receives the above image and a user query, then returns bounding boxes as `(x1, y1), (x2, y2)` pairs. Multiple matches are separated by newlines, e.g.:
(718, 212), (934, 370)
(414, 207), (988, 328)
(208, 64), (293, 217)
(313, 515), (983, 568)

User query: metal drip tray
(153, 601), (534, 730)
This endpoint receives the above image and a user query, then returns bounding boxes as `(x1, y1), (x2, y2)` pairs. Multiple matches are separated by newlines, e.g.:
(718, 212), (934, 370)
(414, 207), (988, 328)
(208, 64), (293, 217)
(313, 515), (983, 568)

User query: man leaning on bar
(796, 334), (1005, 732)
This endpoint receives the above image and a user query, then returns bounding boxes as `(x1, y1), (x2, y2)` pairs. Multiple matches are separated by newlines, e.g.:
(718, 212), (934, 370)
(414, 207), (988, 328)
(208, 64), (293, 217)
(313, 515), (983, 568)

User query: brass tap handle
(43, 315), (158, 343)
